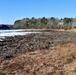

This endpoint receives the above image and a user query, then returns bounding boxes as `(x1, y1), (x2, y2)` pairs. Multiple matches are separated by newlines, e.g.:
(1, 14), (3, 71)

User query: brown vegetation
(0, 31), (76, 75)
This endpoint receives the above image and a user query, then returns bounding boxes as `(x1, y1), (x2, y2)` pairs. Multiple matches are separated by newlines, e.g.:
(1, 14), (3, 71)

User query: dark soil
(1, 31), (76, 75)
(0, 31), (76, 59)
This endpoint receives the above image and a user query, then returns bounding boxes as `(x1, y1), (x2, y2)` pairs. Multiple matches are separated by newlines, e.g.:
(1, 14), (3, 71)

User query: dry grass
(18, 28), (76, 32)
(0, 40), (76, 75)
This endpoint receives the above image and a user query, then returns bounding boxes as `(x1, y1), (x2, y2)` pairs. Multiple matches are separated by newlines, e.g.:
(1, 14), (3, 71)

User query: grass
(0, 41), (76, 75)
(0, 30), (76, 75)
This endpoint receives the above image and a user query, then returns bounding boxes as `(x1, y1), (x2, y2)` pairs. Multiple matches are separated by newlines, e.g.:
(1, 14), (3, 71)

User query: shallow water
(0, 30), (40, 37)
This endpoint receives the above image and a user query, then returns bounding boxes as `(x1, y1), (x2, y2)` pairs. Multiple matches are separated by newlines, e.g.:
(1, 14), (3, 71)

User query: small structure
(58, 22), (64, 26)
(58, 22), (64, 28)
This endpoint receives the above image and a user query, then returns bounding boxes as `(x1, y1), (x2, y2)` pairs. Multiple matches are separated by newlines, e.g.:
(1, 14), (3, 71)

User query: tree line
(13, 17), (76, 29)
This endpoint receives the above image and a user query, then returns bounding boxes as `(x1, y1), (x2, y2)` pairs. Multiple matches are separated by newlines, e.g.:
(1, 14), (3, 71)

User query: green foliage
(14, 20), (21, 24)
(63, 17), (73, 29)
(64, 27), (72, 30)
(64, 28), (68, 30)
(13, 17), (74, 29)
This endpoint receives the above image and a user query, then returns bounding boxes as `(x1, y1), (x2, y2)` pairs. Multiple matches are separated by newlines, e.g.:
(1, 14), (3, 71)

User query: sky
(0, 0), (76, 24)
